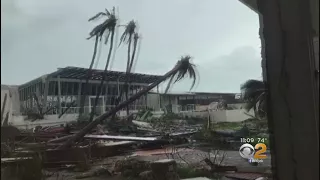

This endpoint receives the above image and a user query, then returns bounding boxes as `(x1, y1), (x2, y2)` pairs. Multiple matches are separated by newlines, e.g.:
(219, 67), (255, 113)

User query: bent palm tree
(129, 33), (140, 72)
(118, 20), (138, 116)
(88, 8), (117, 122)
(79, 7), (117, 118)
(58, 56), (198, 149)
(240, 79), (267, 119)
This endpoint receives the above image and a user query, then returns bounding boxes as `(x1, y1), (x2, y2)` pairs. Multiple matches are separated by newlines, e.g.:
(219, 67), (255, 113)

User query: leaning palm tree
(118, 20), (138, 116)
(88, 8), (117, 122)
(79, 7), (117, 118)
(58, 56), (198, 149)
(240, 79), (267, 119)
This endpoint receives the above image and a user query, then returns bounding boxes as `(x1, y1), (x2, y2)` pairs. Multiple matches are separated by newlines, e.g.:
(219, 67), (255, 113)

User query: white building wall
(147, 93), (180, 112)
(146, 93), (161, 111)
(211, 109), (254, 123)
(179, 109), (254, 123)
(1, 85), (20, 125)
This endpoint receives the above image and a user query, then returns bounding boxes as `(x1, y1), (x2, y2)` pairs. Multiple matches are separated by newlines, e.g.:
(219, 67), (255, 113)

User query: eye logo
(239, 143), (255, 159)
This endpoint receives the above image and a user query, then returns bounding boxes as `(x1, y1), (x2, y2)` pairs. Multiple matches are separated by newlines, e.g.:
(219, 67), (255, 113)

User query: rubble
(1, 112), (272, 180)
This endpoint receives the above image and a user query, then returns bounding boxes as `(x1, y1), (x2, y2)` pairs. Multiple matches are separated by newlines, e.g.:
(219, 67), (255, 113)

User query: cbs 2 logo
(240, 143), (267, 159)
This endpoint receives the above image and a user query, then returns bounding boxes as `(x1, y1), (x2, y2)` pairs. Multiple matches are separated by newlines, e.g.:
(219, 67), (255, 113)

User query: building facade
(147, 92), (243, 113)
(18, 66), (163, 116)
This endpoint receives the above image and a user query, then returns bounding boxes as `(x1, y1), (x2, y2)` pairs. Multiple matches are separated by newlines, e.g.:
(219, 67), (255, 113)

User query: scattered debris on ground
(1, 111), (271, 180)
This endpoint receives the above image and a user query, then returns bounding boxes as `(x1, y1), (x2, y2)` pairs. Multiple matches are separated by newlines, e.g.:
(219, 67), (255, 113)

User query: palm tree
(58, 56), (198, 149)
(118, 20), (138, 116)
(240, 79), (267, 119)
(78, 7), (117, 118)
(88, 8), (117, 122)
(128, 33), (140, 73)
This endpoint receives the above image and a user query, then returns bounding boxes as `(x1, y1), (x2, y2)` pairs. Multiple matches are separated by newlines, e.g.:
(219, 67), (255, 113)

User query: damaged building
(2, 66), (246, 125)
(18, 66), (163, 116)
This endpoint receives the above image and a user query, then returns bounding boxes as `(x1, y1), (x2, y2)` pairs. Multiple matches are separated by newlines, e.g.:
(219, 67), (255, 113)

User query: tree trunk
(79, 35), (100, 118)
(164, 75), (175, 93)
(128, 35), (138, 72)
(58, 64), (181, 149)
(89, 30), (116, 122)
(125, 34), (139, 115)
(125, 34), (133, 116)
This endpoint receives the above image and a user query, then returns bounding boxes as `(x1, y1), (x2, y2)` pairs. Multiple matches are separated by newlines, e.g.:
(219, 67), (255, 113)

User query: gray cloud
(1, 0), (261, 93)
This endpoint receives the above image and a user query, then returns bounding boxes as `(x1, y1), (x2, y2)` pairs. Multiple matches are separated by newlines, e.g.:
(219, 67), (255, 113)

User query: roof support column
(42, 76), (50, 111)
(57, 76), (62, 114)
(77, 82), (82, 113)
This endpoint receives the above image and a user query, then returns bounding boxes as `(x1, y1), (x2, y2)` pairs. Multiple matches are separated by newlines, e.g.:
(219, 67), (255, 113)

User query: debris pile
(1, 111), (271, 180)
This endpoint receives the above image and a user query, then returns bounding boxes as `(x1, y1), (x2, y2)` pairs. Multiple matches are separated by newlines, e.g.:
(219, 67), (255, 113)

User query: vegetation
(176, 166), (211, 179)
(136, 108), (154, 121)
(240, 79), (267, 119)
(212, 122), (243, 130)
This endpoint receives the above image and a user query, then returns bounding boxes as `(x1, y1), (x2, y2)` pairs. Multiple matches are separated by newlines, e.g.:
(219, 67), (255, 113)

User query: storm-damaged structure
(18, 66), (163, 116)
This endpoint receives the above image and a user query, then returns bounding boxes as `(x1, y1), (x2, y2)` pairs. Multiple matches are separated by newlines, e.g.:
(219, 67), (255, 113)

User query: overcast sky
(1, 0), (262, 93)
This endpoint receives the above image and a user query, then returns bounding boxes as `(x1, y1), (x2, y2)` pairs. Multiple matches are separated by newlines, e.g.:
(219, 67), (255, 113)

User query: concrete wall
(1, 89), (12, 125)
(210, 109), (254, 123)
(179, 111), (208, 118)
(147, 93), (161, 111)
(9, 114), (78, 130)
(179, 109), (254, 123)
(147, 93), (180, 112)
(1, 85), (20, 125)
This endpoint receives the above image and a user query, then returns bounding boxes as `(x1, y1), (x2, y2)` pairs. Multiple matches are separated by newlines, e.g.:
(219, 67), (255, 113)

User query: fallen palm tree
(57, 56), (198, 149)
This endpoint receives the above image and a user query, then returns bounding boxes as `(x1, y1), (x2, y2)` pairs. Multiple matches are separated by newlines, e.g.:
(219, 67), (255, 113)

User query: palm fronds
(165, 56), (197, 93)
(87, 7), (117, 42)
(118, 20), (137, 46)
(240, 79), (267, 118)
